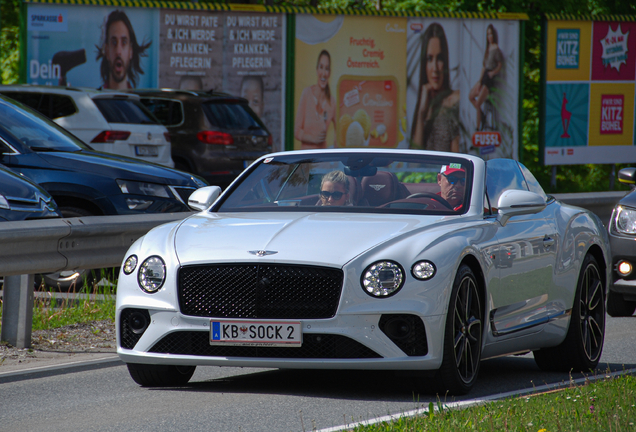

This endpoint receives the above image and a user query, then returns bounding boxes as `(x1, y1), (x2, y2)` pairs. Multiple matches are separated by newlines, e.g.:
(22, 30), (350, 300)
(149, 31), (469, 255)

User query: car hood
(36, 150), (195, 185)
(174, 211), (446, 267)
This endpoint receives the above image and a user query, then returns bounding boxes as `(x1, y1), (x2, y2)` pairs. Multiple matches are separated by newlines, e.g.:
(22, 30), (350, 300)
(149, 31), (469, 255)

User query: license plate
(210, 319), (302, 347)
(135, 145), (159, 156)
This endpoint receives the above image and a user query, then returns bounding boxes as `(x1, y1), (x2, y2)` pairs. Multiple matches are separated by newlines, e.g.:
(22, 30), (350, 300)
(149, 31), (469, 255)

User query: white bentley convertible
(116, 149), (610, 394)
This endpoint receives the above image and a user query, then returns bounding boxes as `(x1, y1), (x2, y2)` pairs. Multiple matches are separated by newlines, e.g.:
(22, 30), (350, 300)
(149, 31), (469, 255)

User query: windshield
(0, 97), (88, 152)
(217, 152), (473, 215)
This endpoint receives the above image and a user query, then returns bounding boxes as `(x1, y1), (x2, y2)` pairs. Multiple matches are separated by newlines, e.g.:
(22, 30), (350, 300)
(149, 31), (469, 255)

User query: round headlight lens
(412, 261), (436, 280)
(361, 261), (405, 298)
(616, 206), (636, 235)
(138, 256), (166, 293)
(123, 255), (137, 275)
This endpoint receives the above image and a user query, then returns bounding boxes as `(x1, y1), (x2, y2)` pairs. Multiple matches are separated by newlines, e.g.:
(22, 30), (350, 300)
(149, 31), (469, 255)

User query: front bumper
(116, 307), (446, 370)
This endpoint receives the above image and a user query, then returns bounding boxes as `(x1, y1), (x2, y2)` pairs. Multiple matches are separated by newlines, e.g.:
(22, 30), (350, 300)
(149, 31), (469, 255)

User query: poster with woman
(406, 19), (461, 153)
(459, 19), (520, 159)
(294, 15), (408, 150)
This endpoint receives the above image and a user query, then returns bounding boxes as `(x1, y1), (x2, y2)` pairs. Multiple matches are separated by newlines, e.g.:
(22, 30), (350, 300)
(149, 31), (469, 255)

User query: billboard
(292, 14), (521, 159)
(542, 16), (636, 165)
(407, 18), (521, 159)
(25, 4), (286, 151)
(293, 15), (408, 150)
(23, 3), (525, 157)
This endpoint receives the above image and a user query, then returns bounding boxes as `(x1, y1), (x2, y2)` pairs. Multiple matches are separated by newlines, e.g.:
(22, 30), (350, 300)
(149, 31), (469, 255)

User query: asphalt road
(1, 315), (634, 432)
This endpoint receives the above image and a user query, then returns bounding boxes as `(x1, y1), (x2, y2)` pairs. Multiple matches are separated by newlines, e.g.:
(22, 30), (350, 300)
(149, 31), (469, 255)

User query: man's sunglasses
(442, 174), (466, 186)
(320, 190), (345, 200)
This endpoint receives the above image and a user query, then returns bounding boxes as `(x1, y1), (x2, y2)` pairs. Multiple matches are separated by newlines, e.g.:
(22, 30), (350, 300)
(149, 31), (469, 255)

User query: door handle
(543, 236), (555, 249)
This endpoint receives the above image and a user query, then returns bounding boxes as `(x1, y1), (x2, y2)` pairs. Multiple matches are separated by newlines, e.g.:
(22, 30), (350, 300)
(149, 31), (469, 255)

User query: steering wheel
(406, 192), (453, 209)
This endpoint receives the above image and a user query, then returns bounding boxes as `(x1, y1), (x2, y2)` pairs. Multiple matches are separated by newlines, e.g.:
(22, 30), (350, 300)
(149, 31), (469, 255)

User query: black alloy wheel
(434, 264), (483, 395)
(534, 253), (605, 372)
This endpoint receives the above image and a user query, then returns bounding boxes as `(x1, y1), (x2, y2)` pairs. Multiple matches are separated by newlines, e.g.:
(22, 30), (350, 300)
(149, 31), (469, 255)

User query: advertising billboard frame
(540, 14), (636, 166)
(19, 0), (527, 158)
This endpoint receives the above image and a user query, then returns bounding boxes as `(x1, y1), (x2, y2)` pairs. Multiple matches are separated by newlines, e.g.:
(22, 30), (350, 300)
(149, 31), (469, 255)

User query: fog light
(617, 260), (633, 277)
(128, 311), (149, 335)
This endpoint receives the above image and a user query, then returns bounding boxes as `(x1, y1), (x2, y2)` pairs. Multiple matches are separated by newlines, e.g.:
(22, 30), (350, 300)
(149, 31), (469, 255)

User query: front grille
(178, 264), (343, 319)
(149, 331), (381, 359)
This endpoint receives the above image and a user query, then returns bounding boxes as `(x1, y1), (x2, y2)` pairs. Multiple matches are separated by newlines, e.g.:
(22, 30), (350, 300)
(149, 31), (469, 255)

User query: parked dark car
(0, 163), (61, 221)
(131, 89), (272, 188)
(607, 167), (636, 317)
(0, 95), (206, 287)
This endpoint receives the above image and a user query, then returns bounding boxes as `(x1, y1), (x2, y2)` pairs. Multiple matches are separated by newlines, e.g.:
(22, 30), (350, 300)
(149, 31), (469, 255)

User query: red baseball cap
(440, 165), (466, 176)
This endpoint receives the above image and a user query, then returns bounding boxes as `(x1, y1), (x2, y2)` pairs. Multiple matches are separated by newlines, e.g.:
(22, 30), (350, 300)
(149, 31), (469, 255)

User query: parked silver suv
(0, 85), (174, 168)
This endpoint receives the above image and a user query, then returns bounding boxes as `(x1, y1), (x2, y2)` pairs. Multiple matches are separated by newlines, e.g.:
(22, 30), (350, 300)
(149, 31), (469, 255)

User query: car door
(485, 159), (558, 341)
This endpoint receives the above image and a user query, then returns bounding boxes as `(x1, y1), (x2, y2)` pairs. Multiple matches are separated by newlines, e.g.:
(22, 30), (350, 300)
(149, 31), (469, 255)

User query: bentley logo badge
(248, 250), (278, 257)
(369, 184), (386, 191)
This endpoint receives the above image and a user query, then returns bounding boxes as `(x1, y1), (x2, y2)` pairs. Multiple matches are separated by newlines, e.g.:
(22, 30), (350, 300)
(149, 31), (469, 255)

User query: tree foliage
(2, 0), (634, 192)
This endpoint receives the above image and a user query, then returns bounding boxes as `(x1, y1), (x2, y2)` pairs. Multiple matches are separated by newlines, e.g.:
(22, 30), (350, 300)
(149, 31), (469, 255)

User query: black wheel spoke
(452, 275), (482, 383)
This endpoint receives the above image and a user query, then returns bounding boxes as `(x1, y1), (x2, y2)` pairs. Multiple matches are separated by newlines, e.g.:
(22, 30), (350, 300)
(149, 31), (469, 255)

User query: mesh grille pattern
(178, 264), (343, 319)
(119, 308), (150, 349)
(379, 314), (428, 357)
(149, 331), (381, 359)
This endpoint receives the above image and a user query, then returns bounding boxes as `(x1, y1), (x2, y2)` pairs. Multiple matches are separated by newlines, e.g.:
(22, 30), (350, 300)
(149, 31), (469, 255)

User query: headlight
(0, 195), (9, 210)
(615, 205), (636, 235)
(123, 255), (138, 275)
(411, 261), (436, 280)
(361, 261), (405, 298)
(117, 180), (171, 198)
(138, 256), (166, 293)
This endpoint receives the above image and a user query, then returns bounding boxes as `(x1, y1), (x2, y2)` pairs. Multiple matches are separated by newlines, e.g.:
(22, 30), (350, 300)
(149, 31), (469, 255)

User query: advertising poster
(27, 5), (159, 89)
(543, 18), (636, 165)
(25, 4), (286, 152)
(158, 10), (285, 149)
(406, 18), (520, 159)
(293, 15), (408, 150)
(158, 10), (223, 91)
(222, 12), (285, 151)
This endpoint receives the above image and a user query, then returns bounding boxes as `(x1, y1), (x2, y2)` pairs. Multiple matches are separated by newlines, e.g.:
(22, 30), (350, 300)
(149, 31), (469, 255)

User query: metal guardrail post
(1, 274), (35, 348)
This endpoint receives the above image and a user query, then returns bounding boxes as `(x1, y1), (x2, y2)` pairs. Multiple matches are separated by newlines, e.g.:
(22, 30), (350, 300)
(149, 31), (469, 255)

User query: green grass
(352, 373), (636, 432)
(0, 277), (116, 332)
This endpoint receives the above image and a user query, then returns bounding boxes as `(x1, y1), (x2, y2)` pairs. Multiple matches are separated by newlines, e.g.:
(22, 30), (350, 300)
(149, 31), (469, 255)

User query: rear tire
(534, 254), (605, 372)
(433, 264), (483, 395)
(607, 290), (636, 317)
(127, 363), (196, 387)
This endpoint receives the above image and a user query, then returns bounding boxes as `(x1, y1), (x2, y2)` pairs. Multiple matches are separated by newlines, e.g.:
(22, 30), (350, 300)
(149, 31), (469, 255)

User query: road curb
(0, 355), (122, 383)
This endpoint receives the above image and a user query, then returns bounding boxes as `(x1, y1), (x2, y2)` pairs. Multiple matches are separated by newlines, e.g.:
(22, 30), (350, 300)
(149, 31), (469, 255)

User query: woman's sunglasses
(442, 174), (466, 186)
(320, 190), (345, 200)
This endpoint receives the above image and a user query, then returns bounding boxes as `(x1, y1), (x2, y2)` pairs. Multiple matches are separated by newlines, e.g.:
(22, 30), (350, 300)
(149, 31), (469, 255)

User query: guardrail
(0, 212), (192, 348)
(0, 191), (628, 348)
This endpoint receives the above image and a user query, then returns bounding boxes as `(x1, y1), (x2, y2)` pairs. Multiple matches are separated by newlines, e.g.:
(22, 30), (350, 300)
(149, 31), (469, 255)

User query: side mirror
(618, 168), (636, 185)
(188, 186), (222, 211)
(497, 189), (546, 226)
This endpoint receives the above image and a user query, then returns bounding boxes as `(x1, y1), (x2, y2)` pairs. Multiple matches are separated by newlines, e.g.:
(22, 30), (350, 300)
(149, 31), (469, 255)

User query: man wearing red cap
(437, 164), (466, 211)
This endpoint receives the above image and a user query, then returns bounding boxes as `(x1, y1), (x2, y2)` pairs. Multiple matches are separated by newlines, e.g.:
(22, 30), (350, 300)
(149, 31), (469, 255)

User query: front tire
(433, 264), (483, 395)
(534, 254), (605, 372)
(127, 363), (196, 387)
